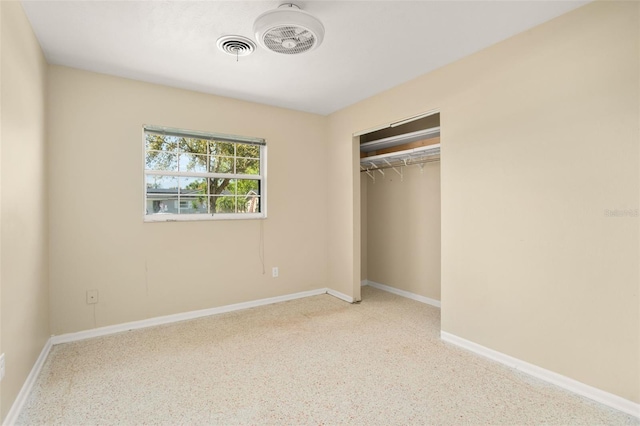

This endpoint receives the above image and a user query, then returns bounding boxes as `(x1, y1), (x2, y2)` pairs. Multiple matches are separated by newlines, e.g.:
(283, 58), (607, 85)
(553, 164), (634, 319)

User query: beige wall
(0, 1), (3, 414)
(47, 66), (328, 335)
(329, 1), (639, 403)
(360, 175), (367, 281)
(0, 1), (50, 420)
(365, 162), (441, 300)
(327, 121), (360, 301)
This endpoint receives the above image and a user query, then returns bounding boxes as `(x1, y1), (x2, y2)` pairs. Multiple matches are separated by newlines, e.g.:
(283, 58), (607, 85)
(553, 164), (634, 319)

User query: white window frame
(143, 125), (267, 222)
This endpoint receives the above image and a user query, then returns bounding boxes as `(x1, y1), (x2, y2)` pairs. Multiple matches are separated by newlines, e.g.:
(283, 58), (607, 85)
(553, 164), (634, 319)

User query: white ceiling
(21, 1), (589, 115)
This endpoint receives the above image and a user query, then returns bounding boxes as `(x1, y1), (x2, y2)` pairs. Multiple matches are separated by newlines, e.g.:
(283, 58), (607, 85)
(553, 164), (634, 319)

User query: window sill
(144, 213), (266, 222)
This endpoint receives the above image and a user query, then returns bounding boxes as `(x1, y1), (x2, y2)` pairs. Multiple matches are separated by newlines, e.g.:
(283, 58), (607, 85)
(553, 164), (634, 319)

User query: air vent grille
(262, 25), (316, 55)
(216, 35), (256, 57)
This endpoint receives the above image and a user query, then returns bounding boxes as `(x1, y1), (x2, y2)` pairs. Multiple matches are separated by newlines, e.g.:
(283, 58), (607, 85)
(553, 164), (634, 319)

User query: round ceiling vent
(216, 35), (257, 57)
(253, 3), (324, 55)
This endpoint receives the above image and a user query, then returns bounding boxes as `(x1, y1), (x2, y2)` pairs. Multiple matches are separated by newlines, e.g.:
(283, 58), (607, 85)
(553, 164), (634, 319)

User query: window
(144, 125), (266, 221)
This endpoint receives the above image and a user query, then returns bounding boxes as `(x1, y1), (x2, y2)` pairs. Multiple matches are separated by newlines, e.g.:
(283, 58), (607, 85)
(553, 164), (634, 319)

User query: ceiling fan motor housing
(253, 4), (325, 55)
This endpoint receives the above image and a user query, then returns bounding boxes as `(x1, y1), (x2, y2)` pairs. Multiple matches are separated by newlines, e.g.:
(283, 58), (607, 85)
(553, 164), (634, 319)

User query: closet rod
(360, 157), (440, 173)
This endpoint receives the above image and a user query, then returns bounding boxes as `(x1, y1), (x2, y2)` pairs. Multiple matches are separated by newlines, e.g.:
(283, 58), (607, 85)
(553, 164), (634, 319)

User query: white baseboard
(361, 280), (368, 286)
(3, 337), (53, 426)
(441, 331), (640, 419)
(326, 288), (354, 303)
(366, 280), (441, 308)
(51, 288), (328, 345)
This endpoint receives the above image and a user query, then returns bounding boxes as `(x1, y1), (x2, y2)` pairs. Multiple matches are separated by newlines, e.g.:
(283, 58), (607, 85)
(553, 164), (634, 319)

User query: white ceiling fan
(253, 3), (325, 55)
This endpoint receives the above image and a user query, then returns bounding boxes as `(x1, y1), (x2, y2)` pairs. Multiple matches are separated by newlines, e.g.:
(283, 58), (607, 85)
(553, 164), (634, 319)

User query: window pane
(236, 144), (259, 158)
(210, 157), (234, 174)
(225, 179), (237, 195)
(179, 138), (208, 154)
(236, 158), (260, 175)
(210, 141), (235, 156)
(179, 153), (208, 173)
(145, 175), (177, 215)
(146, 175), (178, 191)
(146, 175), (177, 214)
(145, 135), (177, 152)
(213, 196), (236, 213)
(145, 151), (177, 171)
(146, 196), (178, 214)
(236, 179), (259, 196)
(238, 195), (260, 213)
(211, 178), (234, 196)
(179, 177), (207, 195)
(178, 196), (208, 214)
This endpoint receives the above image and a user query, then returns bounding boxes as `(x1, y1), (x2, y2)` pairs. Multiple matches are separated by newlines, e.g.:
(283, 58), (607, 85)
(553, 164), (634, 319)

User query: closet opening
(359, 111), (442, 308)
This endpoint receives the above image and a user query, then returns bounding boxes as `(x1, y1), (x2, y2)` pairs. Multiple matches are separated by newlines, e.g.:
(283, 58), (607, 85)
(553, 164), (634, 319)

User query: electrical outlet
(0, 353), (5, 381)
(272, 267), (279, 278)
(87, 290), (99, 304)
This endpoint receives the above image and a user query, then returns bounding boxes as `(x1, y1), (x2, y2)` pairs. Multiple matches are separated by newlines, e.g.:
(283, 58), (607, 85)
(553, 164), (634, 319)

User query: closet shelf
(360, 143), (440, 169)
(359, 126), (440, 153)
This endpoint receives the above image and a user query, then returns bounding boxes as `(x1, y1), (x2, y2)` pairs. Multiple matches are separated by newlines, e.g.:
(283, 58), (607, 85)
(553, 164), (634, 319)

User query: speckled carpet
(17, 286), (638, 425)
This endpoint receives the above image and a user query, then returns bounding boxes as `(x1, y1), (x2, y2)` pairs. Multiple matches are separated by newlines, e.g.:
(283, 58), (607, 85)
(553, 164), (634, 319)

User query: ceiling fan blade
(295, 30), (312, 39)
(266, 34), (283, 43)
